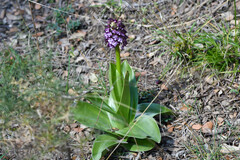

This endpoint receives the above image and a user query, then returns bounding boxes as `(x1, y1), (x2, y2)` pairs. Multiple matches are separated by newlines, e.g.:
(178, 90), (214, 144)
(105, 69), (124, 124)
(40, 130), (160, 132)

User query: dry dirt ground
(0, 0), (240, 159)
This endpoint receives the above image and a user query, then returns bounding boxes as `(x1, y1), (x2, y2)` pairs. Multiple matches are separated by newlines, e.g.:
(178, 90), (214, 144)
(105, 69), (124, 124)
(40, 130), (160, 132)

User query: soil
(0, 0), (240, 159)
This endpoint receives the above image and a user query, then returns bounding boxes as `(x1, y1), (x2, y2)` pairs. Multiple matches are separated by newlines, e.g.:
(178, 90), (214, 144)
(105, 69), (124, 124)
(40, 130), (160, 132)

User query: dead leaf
(213, 89), (219, 94)
(231, 112), (238, 119)
(8, 27), (18, 33)
(0, 9), (5, 19)
(89, 73), (98, 83)
(62, 71), (68, 78)
(98, 47), (105, 52)
(132, 152), (138, 157)
(78, 4), (84, 8)
(149, 40), (160, 45)
(234, 112), (238, 117)
(204, 75), (214, 84)
(35, 16), (46, 22)
(189, 122), (194, 126)
(194, 43), (204, 48)
(221, 100), (229, 107)
(69, 31), (87, 40)
(35, 4), (42, 10)
(192, 124), (202, 130)
(175, 125), (182, 130)
(147, 51), (156, 58)
(224, 11), (234, 21)
(220, 143), (240, 153)
(75, 56), (84, 63)
(6, 13), (22, 20)
(130, 19), (135, 23)
(72, 155), (77, 160)
(135, 72), (140, 78)
(64, 125), (71, 132)
(32, 32), (44, 37)
(230, 20), (240, 25)
(64, 46), (69, 53)
(73, 127), (83, 133)
(15, 9), (25, 15)
(233, 83), (239, 88)
(68, 88), (78, 96)
(237, 1), (240, 10)
(224, 155), (231, 160)
(161, 84), (168, 90)
(128, 34), (136, 40)
(120, 14), (126, 19)
(70, 123), (78, 128)
(35, 23), (41, 29)
(135, 71), (146, 78)
(173, 94), (178, 102)
(140, 71), (147, 76)
(217, 117), (224, 126)
(171, 5), (177, 15)
(66, 17), (70, 23)
(180, 106), (189, 111)
(120, 52), (130, 58)
(167, 124), (174, 132)
(202, 121), (213, 133)
(58, 38), (70, 47)
(218, 90), (223, 96)
(76, 66), (83, 73)
(180, 104), (191, 111)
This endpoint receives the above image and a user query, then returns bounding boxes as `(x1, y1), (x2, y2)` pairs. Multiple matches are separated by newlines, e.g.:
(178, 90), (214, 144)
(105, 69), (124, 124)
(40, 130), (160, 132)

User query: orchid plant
(71, 18), (173, 160)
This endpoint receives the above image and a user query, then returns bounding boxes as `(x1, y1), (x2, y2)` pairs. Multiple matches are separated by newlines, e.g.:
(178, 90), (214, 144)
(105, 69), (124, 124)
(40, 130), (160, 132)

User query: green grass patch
(154, 22), (240, 73)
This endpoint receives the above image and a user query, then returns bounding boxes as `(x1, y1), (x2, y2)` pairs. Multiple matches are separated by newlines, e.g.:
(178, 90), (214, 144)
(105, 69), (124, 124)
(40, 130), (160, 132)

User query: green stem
(115, 45), (121, 74)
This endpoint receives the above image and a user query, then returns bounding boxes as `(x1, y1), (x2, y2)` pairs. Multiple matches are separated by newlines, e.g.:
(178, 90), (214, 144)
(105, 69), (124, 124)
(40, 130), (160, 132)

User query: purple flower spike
(104, 18), (128, 49)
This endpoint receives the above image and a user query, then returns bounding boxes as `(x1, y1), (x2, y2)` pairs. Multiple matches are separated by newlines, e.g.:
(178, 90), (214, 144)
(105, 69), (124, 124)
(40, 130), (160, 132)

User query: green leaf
(121, 61), (138, 122)
(106, 112), (128, 130)
(116, 115), (161, 143)
(72, 101), (113, 131)
(117, 71), (131, 123)
(92, 134), (125, 160)
(108, 63), (130, 129)
(85, 93), (116, 115)
(123, 138), (155, 152)
(108, 63), (123, 112)
(137, 103), (173, 117)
